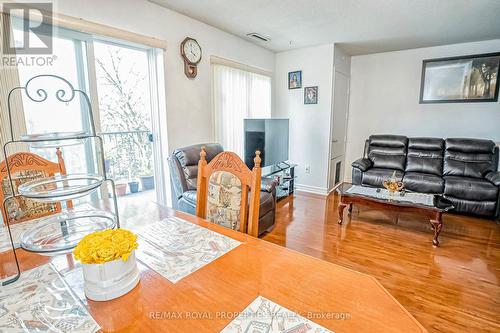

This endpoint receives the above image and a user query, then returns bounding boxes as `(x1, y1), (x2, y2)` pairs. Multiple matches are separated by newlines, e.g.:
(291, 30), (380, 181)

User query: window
(9, 18), (168, 206)
(212, 63), (272, 157)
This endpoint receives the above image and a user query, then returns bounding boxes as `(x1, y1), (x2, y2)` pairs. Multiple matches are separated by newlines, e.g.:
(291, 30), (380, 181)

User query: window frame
(11, 17), (170, 206)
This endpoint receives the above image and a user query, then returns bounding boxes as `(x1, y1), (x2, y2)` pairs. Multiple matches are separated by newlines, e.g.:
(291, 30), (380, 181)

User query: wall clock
(180, 37), (202, 78)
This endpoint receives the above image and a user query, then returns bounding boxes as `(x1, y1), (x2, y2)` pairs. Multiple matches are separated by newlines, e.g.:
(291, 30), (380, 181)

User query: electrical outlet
(305, 165), (311, 174)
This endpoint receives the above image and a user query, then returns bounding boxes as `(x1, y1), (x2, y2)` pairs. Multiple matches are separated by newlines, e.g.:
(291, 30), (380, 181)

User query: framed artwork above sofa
(419, 52), (500, 103)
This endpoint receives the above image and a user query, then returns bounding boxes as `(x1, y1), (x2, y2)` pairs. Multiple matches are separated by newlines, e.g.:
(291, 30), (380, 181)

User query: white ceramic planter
(82, 251), (140, 301)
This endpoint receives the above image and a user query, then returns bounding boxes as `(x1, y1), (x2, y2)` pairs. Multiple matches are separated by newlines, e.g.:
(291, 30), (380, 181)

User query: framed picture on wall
(288, 70), (302, 89)
(420, 52), (500, 103)
(304, 86), (318, 104)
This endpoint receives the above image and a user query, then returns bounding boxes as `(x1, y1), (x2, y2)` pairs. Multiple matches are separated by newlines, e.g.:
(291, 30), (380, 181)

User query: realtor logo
(1, 2), (53, 54)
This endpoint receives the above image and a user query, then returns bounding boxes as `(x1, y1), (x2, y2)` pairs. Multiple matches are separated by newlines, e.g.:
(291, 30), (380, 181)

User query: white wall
(51, 0), (275, 152)
(345, 39), (500, 181)
(275, 44), (334, 193)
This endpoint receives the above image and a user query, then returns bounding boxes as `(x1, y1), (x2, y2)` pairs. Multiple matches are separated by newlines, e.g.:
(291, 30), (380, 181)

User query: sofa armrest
(261, 177), (277, 193)
(167, 156), (189, 198)
(352, 158), (372, 172)
(485, 171), (500, 186)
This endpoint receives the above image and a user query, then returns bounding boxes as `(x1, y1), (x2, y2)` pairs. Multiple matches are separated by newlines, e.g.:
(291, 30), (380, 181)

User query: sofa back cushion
(173, 143), (224, 190)
(367, 135), (408, 171)
(443, 138), (497, 178)
(405, 138), (444, 176)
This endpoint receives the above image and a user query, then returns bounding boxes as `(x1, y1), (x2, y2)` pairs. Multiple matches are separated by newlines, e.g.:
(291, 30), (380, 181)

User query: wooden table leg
(348, 203), (353, 214)
(338, 199), (348, 225)
(430, 211), (443, 247)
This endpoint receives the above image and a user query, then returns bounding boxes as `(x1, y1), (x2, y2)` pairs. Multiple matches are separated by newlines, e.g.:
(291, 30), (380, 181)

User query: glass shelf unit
(18, 174), (104, 202)
(262, 163), (297, 200)
(19, 131), (91, 148)
(20, 209), (117, 255)
(1, 74), (120, 286)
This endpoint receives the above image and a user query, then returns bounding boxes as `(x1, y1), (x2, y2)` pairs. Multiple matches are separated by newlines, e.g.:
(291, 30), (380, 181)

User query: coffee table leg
(430, 212), (443, 246)
(338, 201), (348, 225)
(348, 203), (353, 214)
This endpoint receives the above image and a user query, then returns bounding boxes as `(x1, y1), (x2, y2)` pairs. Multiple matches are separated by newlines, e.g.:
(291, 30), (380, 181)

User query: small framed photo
(304, 86), (318, 104)
(288, 70), (302, 89)
(420, 52), (500, 103)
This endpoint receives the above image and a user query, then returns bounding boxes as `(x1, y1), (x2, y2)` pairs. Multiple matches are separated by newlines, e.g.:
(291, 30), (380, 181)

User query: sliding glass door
(12, 21), (167, 206)
(93, 40), (157, 205)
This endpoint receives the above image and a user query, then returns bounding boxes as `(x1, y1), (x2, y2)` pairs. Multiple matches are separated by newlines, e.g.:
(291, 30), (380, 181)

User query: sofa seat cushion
(362, 168), (403, 188)
(182, 190), (274, 219)
(446, 196), (497, 217)
(444, 176), (498, 201)
(403, 172), (444, 194)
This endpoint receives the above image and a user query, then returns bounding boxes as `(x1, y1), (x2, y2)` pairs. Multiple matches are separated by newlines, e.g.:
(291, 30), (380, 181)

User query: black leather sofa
(167, 143), (277, 235)
(352, 135), (500, 218)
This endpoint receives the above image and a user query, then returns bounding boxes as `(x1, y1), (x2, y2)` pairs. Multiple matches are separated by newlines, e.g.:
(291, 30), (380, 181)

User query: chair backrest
(0, 149), (67, 224)
(169, 143), (224, 193)
(196, 148), (261, 237)
(444, 138), (498, 178)
(405, 138), (444, 176)
(367, 135), (408, 171)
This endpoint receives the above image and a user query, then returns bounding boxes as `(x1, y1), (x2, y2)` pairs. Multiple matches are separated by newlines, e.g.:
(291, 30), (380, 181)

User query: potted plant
(139, 171), (155, 191)
(73, 229), (140, 301)
(115, 181), (127, 196)
(128, 179), (140, 193)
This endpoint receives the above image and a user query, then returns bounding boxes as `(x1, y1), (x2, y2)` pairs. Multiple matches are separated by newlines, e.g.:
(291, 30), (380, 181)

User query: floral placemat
(136, 217), (241, 283)
(0, 218), (38, 253)
(221, 296), (333, 333)
(0, 263), (99, 333)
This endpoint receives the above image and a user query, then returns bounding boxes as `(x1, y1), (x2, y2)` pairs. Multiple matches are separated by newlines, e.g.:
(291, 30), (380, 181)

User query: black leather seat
(352, 135), (500, 218)
(358, 135), (407, 187)
(403, 172), (444, 193)
(444, 176), (498, 201)
(403, 138), (444, 193)
(442, 138), (499, 217)
(168, 143), (277, 235)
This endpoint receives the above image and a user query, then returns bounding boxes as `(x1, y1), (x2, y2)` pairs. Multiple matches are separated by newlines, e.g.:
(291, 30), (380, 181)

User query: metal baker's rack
(1, 74), (120, 286)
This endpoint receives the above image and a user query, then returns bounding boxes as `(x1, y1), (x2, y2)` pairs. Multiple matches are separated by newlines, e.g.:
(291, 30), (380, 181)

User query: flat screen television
(244, 119), (289, 168)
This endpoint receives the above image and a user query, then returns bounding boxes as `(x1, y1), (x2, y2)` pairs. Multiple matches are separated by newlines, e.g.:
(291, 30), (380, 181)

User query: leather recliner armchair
(168, 143), (277, 235)
(352, 135), (500, 218)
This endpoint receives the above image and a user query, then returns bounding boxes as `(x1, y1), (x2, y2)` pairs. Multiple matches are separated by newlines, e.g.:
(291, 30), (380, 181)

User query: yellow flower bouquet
(73, 228), (138, 264)
(74, 228), (141, 302)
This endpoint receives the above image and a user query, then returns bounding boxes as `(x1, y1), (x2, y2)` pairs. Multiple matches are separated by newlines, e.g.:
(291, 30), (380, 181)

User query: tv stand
(262, 163), (297, 200)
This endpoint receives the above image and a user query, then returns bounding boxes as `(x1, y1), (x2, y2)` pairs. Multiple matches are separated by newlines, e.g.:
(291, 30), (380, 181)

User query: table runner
(220, 296), (333, 333)
(346, 185), (435, 206)
(0, 263), (99, 333)
(136, 217), (241, 283)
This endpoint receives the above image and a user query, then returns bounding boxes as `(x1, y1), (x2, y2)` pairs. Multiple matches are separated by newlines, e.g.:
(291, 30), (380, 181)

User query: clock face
(183, 39), (201, 64)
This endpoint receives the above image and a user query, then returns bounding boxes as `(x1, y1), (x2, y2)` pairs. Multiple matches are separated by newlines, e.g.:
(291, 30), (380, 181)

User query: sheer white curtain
(213, 64), (271, 157)
(0, 13), (27, 151)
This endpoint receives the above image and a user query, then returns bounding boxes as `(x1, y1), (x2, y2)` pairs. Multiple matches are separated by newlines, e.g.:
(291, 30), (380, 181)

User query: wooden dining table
(0, 201), (427, 333)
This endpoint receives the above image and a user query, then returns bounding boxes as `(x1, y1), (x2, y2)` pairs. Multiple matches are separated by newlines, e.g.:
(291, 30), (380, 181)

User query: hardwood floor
(262, 190), (500, 333)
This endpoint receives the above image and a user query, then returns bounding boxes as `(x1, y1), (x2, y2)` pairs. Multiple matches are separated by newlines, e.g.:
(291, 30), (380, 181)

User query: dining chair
(0, 148), (69, 224)
(196, 147), (262, 237)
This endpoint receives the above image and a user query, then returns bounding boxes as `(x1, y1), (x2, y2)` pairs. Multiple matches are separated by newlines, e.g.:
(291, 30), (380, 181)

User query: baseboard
(295, 184), (329, 196)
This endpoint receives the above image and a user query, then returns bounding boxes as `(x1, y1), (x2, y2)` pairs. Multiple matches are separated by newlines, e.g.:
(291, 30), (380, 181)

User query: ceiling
(148, 0), (500, 55)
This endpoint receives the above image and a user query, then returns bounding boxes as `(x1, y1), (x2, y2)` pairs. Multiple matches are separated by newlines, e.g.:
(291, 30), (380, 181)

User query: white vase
(82, 250), (140, 301)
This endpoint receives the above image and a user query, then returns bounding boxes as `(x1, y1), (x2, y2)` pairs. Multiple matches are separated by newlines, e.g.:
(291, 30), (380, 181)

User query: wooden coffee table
(336, 183), (454, 246)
